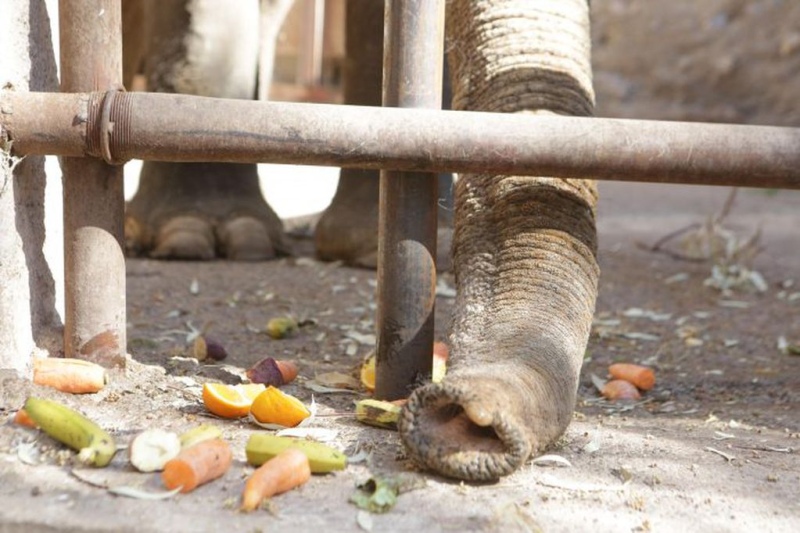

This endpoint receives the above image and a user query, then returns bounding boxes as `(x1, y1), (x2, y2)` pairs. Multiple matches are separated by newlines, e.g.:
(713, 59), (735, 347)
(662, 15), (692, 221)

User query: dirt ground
(2, 1), (799, 532)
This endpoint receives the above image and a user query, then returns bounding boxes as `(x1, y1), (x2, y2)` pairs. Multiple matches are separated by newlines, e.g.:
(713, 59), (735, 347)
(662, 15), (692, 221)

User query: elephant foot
(314, 170), (454, 269)
(125, 162), (288, 261)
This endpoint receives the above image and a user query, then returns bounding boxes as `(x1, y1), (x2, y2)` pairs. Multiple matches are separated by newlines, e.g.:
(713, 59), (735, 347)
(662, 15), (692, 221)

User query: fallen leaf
(350, 475), (427, 514)
(108, 486), (183, 500)
(276, 427), (338, 442)
(345, 331), (376, 346)
(622, 332), (661, 342)
(314, 371), (361, 390)
(531, 454), (572, 468)
(356, 510), (374, 531)
(305, 381), (362, 394)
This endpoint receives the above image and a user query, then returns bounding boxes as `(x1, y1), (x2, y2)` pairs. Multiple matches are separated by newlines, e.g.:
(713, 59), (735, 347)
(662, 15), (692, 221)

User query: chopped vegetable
(161, 438), (232, 493)
(129, 429), (181, 472)
(608, 363), (656, 391)
(355, 399), (402, 430)
(240, 448), (311, 512)
(33, 357), (107, 394)
(246, 357), (298, 386)
(13, 408), (37, 428)
(245, 434), (346, 473)
(601, 379), (642, 401)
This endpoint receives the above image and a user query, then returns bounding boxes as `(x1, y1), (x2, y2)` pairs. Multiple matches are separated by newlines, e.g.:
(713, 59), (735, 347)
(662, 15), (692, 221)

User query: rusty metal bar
(3, 91), (800, 189)
(374, 0), (444, 400)
(59, 0), (126, 367)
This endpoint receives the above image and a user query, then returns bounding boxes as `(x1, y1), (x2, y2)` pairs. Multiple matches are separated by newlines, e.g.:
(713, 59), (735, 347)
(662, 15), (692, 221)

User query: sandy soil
(2, 1), (799, 532)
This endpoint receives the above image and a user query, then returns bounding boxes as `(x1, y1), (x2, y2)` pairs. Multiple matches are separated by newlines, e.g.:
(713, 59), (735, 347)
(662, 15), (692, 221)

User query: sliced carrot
(33, 357), (107, 394)
(608, 363), (656, 391)
(601, 379), (642, 401)
(161, 438), (232, 493)
(13, 408), (38, 428)
(240, 448), (311, 512)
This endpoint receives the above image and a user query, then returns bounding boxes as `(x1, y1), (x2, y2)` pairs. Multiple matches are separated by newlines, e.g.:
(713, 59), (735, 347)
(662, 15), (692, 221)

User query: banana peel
(355, 399), (402, 430)
(24, 397), (116, 467)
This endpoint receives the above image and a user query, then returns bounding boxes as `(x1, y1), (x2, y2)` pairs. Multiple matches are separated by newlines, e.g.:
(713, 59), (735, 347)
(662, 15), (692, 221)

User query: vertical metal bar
(60, 0), (126, 367)
(375, 0), (445, 400)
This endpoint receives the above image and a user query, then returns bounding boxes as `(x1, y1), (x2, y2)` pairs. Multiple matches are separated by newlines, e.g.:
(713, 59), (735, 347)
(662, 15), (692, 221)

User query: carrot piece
(240, 448), (311, 512)
(161, 438), (232, 493)
(13, 408), (38, 428)
(601, 379), (642, 401)
(608, 363), (656, 391)
(275, 360), (299, 384)
(33, 357), (107, 394)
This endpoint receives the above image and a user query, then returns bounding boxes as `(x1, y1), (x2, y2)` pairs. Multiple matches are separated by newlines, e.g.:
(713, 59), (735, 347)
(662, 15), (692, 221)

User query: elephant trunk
(399, 0), (599, 480)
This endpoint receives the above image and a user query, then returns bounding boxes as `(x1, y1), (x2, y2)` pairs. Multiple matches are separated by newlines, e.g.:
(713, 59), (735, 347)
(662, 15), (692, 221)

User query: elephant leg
(313, 0), (383, 268)
(124, 0), (288, 260)
(399, 0), (599, 480)
(315, 0), (453, 269)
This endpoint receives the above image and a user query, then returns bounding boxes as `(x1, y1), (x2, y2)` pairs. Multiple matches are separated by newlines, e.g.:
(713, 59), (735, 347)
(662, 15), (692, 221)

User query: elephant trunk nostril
(399, 379), (533, 481)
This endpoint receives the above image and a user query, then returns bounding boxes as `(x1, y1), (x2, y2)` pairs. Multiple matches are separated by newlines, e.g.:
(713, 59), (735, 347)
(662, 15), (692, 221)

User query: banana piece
(355, 399), (402, 430)
(24, 396), (117, 467)
(245, 434), (346, 473)
(179, 424), (223, 449)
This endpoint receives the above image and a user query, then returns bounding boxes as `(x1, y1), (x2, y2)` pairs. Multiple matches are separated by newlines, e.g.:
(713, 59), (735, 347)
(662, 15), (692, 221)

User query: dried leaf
(305, 381), (362, 394)
(108, 486), (182, 500)
(590, 373), (607, 394)
(356, 510), (374, 531)
(315, 371), (361, 390)
(622, 332), (660, 342)
(276, 427), (338, 442)
(531, 454), (572, 468)
(705, 447), (735, 462)
(345, 331), (376, 346)
(350, 475), (426, 514)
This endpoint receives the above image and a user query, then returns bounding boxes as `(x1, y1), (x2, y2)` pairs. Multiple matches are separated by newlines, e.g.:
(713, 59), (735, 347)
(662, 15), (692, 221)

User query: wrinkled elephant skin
(398, 0), (599, 481)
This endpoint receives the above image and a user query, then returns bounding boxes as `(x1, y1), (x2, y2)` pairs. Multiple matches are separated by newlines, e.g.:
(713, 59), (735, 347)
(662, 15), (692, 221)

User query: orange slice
(202, 383), (266, 419)
(249, 386), (311, 428)
(360, 353), (376, 391)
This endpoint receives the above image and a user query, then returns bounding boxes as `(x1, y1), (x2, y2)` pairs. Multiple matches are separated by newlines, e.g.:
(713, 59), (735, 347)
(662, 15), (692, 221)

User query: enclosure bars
(375, 0), (445, 400)
(59, 0), (127, 368)
(5, 92), (800, 189)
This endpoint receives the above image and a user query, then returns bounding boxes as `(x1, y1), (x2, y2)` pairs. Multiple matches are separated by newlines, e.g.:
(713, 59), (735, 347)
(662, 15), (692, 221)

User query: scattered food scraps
(202, 383), (266, 419)
(241, 448), (311, 512)
(265, 316), (299, 339)
(601, 379), (642, 401)
(23, 396), (117, 467)
(355, 399), (402, 430)
(162, 438), (233, 493)
(249, 386), (311, 428)
(32, 357), (108, 394)
(608, 363), (656, 391)
(246, 357), (298, 386)
(191, 335), (228, 362)
(128, 429), (181, 473)
(245, 434), (346, 473)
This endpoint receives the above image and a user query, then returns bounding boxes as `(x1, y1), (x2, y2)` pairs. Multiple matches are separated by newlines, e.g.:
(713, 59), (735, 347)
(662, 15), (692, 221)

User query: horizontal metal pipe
(2, 91), (800, 189)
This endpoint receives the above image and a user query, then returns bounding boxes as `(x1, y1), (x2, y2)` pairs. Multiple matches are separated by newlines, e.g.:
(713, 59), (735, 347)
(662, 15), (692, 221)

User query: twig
(705, 446), (736, 462)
